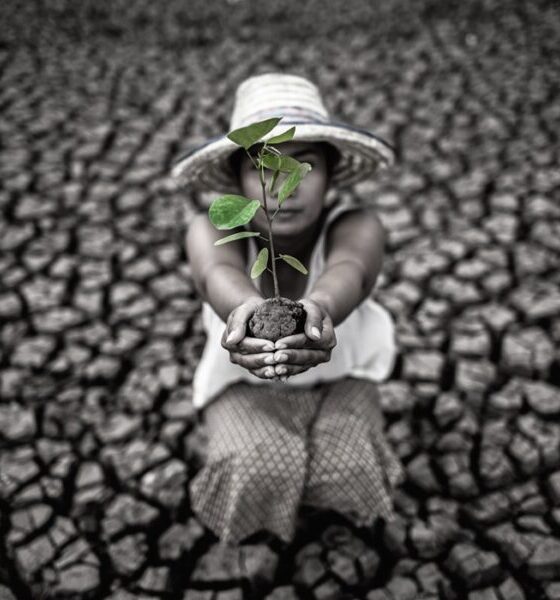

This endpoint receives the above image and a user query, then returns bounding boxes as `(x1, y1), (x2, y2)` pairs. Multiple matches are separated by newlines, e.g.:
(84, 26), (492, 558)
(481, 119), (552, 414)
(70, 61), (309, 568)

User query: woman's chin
(272, 220), (307, 236)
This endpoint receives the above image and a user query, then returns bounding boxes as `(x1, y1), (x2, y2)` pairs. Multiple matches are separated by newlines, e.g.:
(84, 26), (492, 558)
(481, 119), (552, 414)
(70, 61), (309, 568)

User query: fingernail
(275, 353), (288, 362)
(226, 332), (236, 343)
(265, 367), (275, 377)
(280, 376), (288, 382)
(311, 327), (321, 339)
(265, 355), (275, 364)
(276, 366), (287, 375)
(263, 344), (274, 352)
(275, 342), (287, 350)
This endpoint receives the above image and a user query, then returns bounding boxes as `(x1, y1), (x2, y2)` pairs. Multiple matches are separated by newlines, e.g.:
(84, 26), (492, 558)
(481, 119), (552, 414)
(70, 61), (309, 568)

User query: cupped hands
(221, 297), (336, 382)
(272, 298), (336, 380)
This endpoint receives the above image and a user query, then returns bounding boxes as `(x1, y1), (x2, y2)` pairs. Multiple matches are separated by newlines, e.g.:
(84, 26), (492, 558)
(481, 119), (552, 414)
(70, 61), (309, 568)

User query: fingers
(249, 366), (279, 380)
(222, 298), (264, 347)
(222, 331), (274, 354)
(321, 317), (337, 350)
(224, 305), (252, 346)
(298, 298), (323, 340)
(274, 333), (312, 350)
(237, 337), (275, 354)
(274, 364), (310, 378)
(272, 348), (330, 380)
(274, 326), (336, 351)
(272, 348), (330, 366)
(230, 351), (276, 370)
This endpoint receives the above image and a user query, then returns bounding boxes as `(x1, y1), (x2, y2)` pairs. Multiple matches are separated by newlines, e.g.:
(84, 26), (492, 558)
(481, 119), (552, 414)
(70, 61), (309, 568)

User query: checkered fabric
(189, 376), (405, 547)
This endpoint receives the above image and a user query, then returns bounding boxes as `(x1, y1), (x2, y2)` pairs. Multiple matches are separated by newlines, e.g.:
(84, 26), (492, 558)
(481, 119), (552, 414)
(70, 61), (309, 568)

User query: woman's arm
(270, 207), (386, 379)
(306, 206), (386, 327)
(187, 213), (280, 378)
(186, 213), (264, 322)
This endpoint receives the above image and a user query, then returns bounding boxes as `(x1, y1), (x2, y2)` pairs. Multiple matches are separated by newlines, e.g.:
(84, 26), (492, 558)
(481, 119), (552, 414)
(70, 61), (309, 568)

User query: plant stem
(259, 152), (280, 298)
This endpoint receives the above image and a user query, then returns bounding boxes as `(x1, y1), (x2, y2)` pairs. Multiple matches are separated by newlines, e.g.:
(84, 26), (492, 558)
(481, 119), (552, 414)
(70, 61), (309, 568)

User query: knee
(311, 442), (372, 481)
(235, 440), (305, 489)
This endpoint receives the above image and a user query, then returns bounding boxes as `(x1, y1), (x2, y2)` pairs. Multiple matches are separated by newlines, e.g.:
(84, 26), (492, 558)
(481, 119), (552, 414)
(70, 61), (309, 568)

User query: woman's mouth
(272, 209), (301, 218)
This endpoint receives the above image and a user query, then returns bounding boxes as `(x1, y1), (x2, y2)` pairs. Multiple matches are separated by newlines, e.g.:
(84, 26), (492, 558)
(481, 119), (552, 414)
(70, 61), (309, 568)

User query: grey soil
(248, 297), (306, 341)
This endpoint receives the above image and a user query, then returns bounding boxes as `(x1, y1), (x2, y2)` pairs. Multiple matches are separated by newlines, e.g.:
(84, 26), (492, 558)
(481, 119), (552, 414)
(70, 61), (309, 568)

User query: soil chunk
(248, 297), (306, 342)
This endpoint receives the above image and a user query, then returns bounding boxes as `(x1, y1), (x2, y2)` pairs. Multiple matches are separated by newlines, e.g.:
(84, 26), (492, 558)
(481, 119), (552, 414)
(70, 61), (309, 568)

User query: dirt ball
(248, 297), (306, 342)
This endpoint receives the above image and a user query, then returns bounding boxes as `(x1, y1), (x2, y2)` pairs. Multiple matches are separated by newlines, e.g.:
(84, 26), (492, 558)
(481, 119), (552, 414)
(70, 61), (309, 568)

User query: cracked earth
(0, 1), (559, 598)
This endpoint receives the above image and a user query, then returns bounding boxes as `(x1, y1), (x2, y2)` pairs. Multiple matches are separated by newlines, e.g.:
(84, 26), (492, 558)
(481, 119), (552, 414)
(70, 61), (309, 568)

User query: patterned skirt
(189, 376), (405, 547)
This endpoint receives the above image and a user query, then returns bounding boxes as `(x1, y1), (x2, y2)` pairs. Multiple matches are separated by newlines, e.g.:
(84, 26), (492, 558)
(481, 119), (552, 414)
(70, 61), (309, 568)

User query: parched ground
(1, 1), (559, 598)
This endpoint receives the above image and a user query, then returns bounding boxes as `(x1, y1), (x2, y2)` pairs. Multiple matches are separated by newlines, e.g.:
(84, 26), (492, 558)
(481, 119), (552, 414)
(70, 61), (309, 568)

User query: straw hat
(171, 73), (395, 195)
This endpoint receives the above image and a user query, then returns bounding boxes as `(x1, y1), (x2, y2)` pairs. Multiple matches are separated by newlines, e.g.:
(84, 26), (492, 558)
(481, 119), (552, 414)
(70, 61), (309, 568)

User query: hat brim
(171, 121), (396, 193)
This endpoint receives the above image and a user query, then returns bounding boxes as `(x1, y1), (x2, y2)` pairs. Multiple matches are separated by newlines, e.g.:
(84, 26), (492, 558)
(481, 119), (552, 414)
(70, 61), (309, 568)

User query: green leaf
(214, 231), (261, 246)
(279, 254), (308, 275)
(209, 195), (261, 230)
(251, 247), (269, 279)
(265, 126), (296, 145)
(260, 153), (301, 173)
(264, 145), (281, 156)
(268, 170), (280, 195)
(278, 162), (312, 205)
(227, 118), (282, 150)
(259, 153), (280, 171)
(280, 155), (304, 172)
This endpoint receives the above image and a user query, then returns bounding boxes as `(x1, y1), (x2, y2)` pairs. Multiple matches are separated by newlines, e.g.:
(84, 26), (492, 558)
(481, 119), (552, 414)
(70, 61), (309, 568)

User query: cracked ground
(0, 1), (559, 598)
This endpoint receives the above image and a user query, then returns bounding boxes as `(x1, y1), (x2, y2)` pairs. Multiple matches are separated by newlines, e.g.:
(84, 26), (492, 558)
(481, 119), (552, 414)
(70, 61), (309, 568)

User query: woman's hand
(272, 298), (337, 380)
(221, 297), (279, 381)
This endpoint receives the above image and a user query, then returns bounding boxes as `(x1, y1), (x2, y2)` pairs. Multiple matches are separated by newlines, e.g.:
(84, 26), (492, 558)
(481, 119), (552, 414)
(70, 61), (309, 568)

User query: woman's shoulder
(324, 201), (382, 254)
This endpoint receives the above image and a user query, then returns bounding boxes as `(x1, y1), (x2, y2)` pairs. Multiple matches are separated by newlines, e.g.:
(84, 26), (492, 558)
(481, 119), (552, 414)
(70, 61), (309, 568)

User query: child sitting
(173, 72), (405, 548)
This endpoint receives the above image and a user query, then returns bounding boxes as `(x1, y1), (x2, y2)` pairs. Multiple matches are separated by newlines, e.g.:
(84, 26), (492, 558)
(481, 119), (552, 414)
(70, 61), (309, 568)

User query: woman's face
(238, 141), (329, 239)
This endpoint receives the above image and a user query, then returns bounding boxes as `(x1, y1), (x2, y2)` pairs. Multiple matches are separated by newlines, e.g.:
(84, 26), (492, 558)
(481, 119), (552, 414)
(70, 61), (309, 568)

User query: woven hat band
(233, 107), (330, 129)
(229, 73), (329, 130)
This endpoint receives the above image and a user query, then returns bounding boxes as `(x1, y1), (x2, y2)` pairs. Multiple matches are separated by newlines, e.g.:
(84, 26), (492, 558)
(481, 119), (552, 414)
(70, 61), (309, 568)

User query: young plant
(208, 117), (312, 341)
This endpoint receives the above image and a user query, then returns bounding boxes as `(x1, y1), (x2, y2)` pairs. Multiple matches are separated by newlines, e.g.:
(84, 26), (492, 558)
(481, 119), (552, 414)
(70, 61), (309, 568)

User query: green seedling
(208, 117), (311, 299)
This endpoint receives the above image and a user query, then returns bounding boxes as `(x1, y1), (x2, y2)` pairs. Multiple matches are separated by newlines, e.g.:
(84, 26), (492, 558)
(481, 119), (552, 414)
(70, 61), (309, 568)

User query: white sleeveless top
(192, 200), (398, 409)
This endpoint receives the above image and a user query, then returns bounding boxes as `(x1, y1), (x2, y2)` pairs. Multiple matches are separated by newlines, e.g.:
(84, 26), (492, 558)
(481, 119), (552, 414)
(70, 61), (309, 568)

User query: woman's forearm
(203, 264), (264, 322)
(306, 260), (376, 327)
